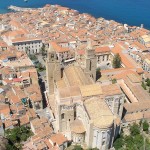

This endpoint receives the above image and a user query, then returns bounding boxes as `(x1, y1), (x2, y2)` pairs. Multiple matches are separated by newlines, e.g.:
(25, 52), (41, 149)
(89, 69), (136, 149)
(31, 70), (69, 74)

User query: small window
(102, 141), (105, 145)
(89, 60), (92, 70)
(51, 54), (54, 58)
(61, 113), (64, 119)
(74, 111), (76, 120)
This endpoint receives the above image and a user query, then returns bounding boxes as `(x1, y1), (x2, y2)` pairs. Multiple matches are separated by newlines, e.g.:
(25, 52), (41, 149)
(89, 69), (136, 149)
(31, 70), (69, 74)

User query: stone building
(75, 40), (97, 82)
(95, 46), (111, 69)
(142, 58), (150, 72)
(46, 44), (61, 95)
(12, 38), (43, 54)
(46, 43), (125, 150)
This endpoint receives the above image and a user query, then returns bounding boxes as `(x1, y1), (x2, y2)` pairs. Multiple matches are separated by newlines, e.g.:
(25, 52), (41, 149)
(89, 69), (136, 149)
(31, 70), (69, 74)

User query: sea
(0, 0), (150, 29)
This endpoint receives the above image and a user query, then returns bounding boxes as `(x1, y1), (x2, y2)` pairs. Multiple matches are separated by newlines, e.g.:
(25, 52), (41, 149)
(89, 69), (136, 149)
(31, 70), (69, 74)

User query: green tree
(145, 78), (149, 82)
(130, 123), (140, 136)
(113, 137), (124, 149)
(113, 53), (121, 68)
(5, 126), (33, 150)
(6, 143), (18, 150)
(36, 62), (45, 72)
(146, 78), (150, 87)
(142, 81), (147, 90)
(134, 134), (144, 149)
(124, 135), (134, 148)
(143, 120), (149, 131)
(41, 44), (46, 56)
(73, 145), (83, 150)
(112, 78), (117, 84)
(29, 54), (37, 61)
(139, 119), (143, 126)
(113, 123), (150, 150)
(145, 138), (150, 150)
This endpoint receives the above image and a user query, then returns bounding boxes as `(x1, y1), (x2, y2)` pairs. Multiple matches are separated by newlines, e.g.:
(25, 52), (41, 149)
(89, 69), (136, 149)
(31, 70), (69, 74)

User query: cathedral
(46, 42), (125, 150)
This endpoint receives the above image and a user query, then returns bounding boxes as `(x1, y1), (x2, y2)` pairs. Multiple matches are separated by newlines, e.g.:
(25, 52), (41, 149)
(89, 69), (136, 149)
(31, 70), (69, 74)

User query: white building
(12, 38), (43, 54)
(143, 58), (150, 72)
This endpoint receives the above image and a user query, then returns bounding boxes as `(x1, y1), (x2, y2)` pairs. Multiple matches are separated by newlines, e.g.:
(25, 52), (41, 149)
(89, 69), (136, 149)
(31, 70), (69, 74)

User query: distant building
(143, 58), (150, 72)
(12, 38), (43, 54)
(95, 46), (111, 69)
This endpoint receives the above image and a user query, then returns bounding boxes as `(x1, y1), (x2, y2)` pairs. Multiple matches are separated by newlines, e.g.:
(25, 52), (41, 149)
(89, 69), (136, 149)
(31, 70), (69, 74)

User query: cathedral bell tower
(46, 45), (61, 95)
(84, 39), (97, 82)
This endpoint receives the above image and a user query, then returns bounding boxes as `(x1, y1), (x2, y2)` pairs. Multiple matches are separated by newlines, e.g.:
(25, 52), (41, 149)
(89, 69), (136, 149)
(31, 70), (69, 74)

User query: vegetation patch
(113, 122), (150, 150)
(113, 53), (121, 68)
(5, 126), (33, 150)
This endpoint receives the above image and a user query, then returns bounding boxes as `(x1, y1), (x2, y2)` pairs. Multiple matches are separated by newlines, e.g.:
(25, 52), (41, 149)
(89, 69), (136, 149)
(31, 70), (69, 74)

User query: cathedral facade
(46, 43), (124, 150)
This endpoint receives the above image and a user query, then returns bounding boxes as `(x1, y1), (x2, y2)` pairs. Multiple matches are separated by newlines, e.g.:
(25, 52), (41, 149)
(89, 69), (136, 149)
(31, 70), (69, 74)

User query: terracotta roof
(127, 73), (141, 83)
(123, 76), (150, 101)
(50, 42), (69, 53)
(124, 101), (150, 113)
(80, 84), (102, 97)
(58, 86), (81, 99)
(102, 84), (122, 96)
(136, 68), (144, 74)
(111, 43), (136, 68)
(10, 95), (20, 104)
(29, 93), (42, 102)
(84, 97), (114, 129)
(95, 46), (110, 53)
(124, 112), (143, 122)
(0, 104), (10, 115)
(64, 66), (91, 86)
(50, 133), (68, 146)
(12, 37), (42, 43)
(20, 115), (29, 126)
(70, 119), (85, 133)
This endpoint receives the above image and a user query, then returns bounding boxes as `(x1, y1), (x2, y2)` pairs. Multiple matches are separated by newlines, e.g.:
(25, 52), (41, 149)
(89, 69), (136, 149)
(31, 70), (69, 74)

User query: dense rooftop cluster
(0, 4), (150, 150)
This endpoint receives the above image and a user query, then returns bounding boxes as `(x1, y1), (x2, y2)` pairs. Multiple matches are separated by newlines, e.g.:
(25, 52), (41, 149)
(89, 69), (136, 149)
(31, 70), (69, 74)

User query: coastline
(3, 4), (143, 31)
(0, 1), (149, 30)
(8, 5), (36, 12)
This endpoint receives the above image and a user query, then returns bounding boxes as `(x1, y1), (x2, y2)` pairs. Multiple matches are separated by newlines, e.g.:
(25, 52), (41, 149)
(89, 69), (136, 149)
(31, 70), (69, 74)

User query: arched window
(61, 113), (64, 119)
(89, 60), (92, 71)
(74, 111), (76, 120)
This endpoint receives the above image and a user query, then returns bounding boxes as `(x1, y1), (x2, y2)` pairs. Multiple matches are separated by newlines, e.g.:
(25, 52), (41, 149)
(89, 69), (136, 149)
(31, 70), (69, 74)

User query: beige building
(75, 40), (97, 82)
(139, 34), (150, 47)
(46, 43), (125, 149)
(49, 42), (75, 65)
(12, 38), (43, 54)
(143, 58), (150, 72)
(95, 46), (111, 69)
